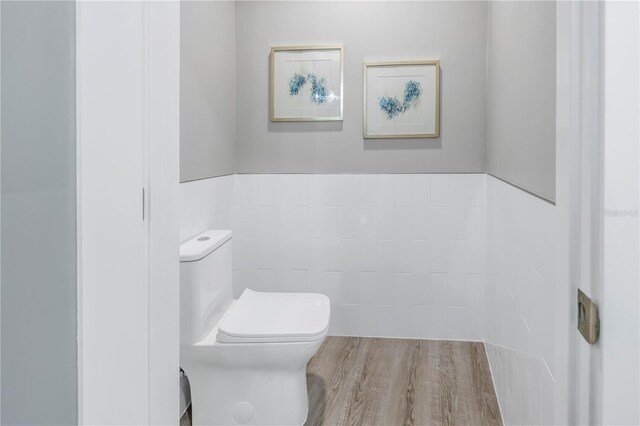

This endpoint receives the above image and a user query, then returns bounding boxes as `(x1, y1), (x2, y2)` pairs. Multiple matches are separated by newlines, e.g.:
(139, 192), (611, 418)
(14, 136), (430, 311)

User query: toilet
(179, 230), (330, 425)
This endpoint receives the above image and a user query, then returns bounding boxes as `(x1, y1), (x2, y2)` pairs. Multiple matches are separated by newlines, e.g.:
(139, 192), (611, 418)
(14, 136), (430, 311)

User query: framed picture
(363, 60), (440, 138)
(270, 45), (343, 122)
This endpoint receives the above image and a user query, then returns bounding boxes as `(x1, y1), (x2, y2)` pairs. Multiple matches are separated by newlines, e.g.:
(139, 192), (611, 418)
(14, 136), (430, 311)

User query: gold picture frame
(363, 60), (440, 139)
(270, 45), (344, 122)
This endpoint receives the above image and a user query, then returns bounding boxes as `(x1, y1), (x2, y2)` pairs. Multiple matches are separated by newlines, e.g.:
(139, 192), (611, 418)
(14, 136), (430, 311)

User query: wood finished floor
(305, 337), (502, 426)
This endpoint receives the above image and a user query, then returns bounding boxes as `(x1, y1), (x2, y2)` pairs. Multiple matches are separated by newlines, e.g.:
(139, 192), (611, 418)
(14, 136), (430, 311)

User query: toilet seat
(217, 289), (331, 343)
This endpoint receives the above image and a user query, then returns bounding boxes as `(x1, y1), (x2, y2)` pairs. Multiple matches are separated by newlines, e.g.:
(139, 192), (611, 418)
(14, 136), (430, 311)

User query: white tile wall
(484, 175), (557, 425)
(232, 174), (486, 340)
(179, 175), (235, 243)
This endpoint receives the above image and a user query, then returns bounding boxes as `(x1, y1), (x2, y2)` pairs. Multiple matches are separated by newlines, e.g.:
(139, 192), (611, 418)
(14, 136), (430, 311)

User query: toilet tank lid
(180, 230), (232, 262)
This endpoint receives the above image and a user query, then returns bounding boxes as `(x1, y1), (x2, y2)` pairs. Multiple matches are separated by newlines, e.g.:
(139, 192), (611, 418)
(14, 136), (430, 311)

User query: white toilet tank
(180, 230), (233, 345)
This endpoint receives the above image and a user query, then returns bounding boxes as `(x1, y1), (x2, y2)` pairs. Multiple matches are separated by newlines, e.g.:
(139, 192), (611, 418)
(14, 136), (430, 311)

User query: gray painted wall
(486, 1), (557, 200)
(180, 1), (236, 182)
(235, 1), (487, 173)
(1, 1), (77, 424)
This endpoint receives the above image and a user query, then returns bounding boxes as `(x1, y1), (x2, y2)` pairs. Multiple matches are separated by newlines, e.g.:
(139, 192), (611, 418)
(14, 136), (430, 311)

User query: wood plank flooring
(305, 337), (502, 426)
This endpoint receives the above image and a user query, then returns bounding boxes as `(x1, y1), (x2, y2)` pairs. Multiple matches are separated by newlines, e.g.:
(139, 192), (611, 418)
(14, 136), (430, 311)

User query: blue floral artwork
(288, 73), (306, 96)
(378, 80), (422, 119)
(287, 72), (328, 105)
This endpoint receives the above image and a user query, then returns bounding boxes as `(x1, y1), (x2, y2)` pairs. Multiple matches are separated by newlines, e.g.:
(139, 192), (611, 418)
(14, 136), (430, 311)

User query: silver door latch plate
(578, 289), (599, 344)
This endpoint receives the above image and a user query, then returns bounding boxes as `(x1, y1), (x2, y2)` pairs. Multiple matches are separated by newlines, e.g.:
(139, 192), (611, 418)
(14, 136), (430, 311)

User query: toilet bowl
(179, 230), (330, 425)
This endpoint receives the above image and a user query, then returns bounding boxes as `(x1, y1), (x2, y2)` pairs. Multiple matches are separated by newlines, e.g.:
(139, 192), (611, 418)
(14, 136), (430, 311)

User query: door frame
(557, 1), (640, 424)
(600, 2), (640, 424)
(556, 2), (600, 423)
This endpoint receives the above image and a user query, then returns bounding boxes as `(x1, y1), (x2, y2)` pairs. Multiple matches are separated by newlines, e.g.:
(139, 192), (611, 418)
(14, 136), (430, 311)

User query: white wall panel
(179, 175), (235, 243)
(1, 2), (77, 423)
(233, 174), (486, 340)
(484, 175), (557, 425)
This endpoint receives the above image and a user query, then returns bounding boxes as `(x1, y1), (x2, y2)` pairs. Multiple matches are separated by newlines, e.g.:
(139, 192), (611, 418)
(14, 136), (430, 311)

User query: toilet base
(181, 337), (325, 425)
